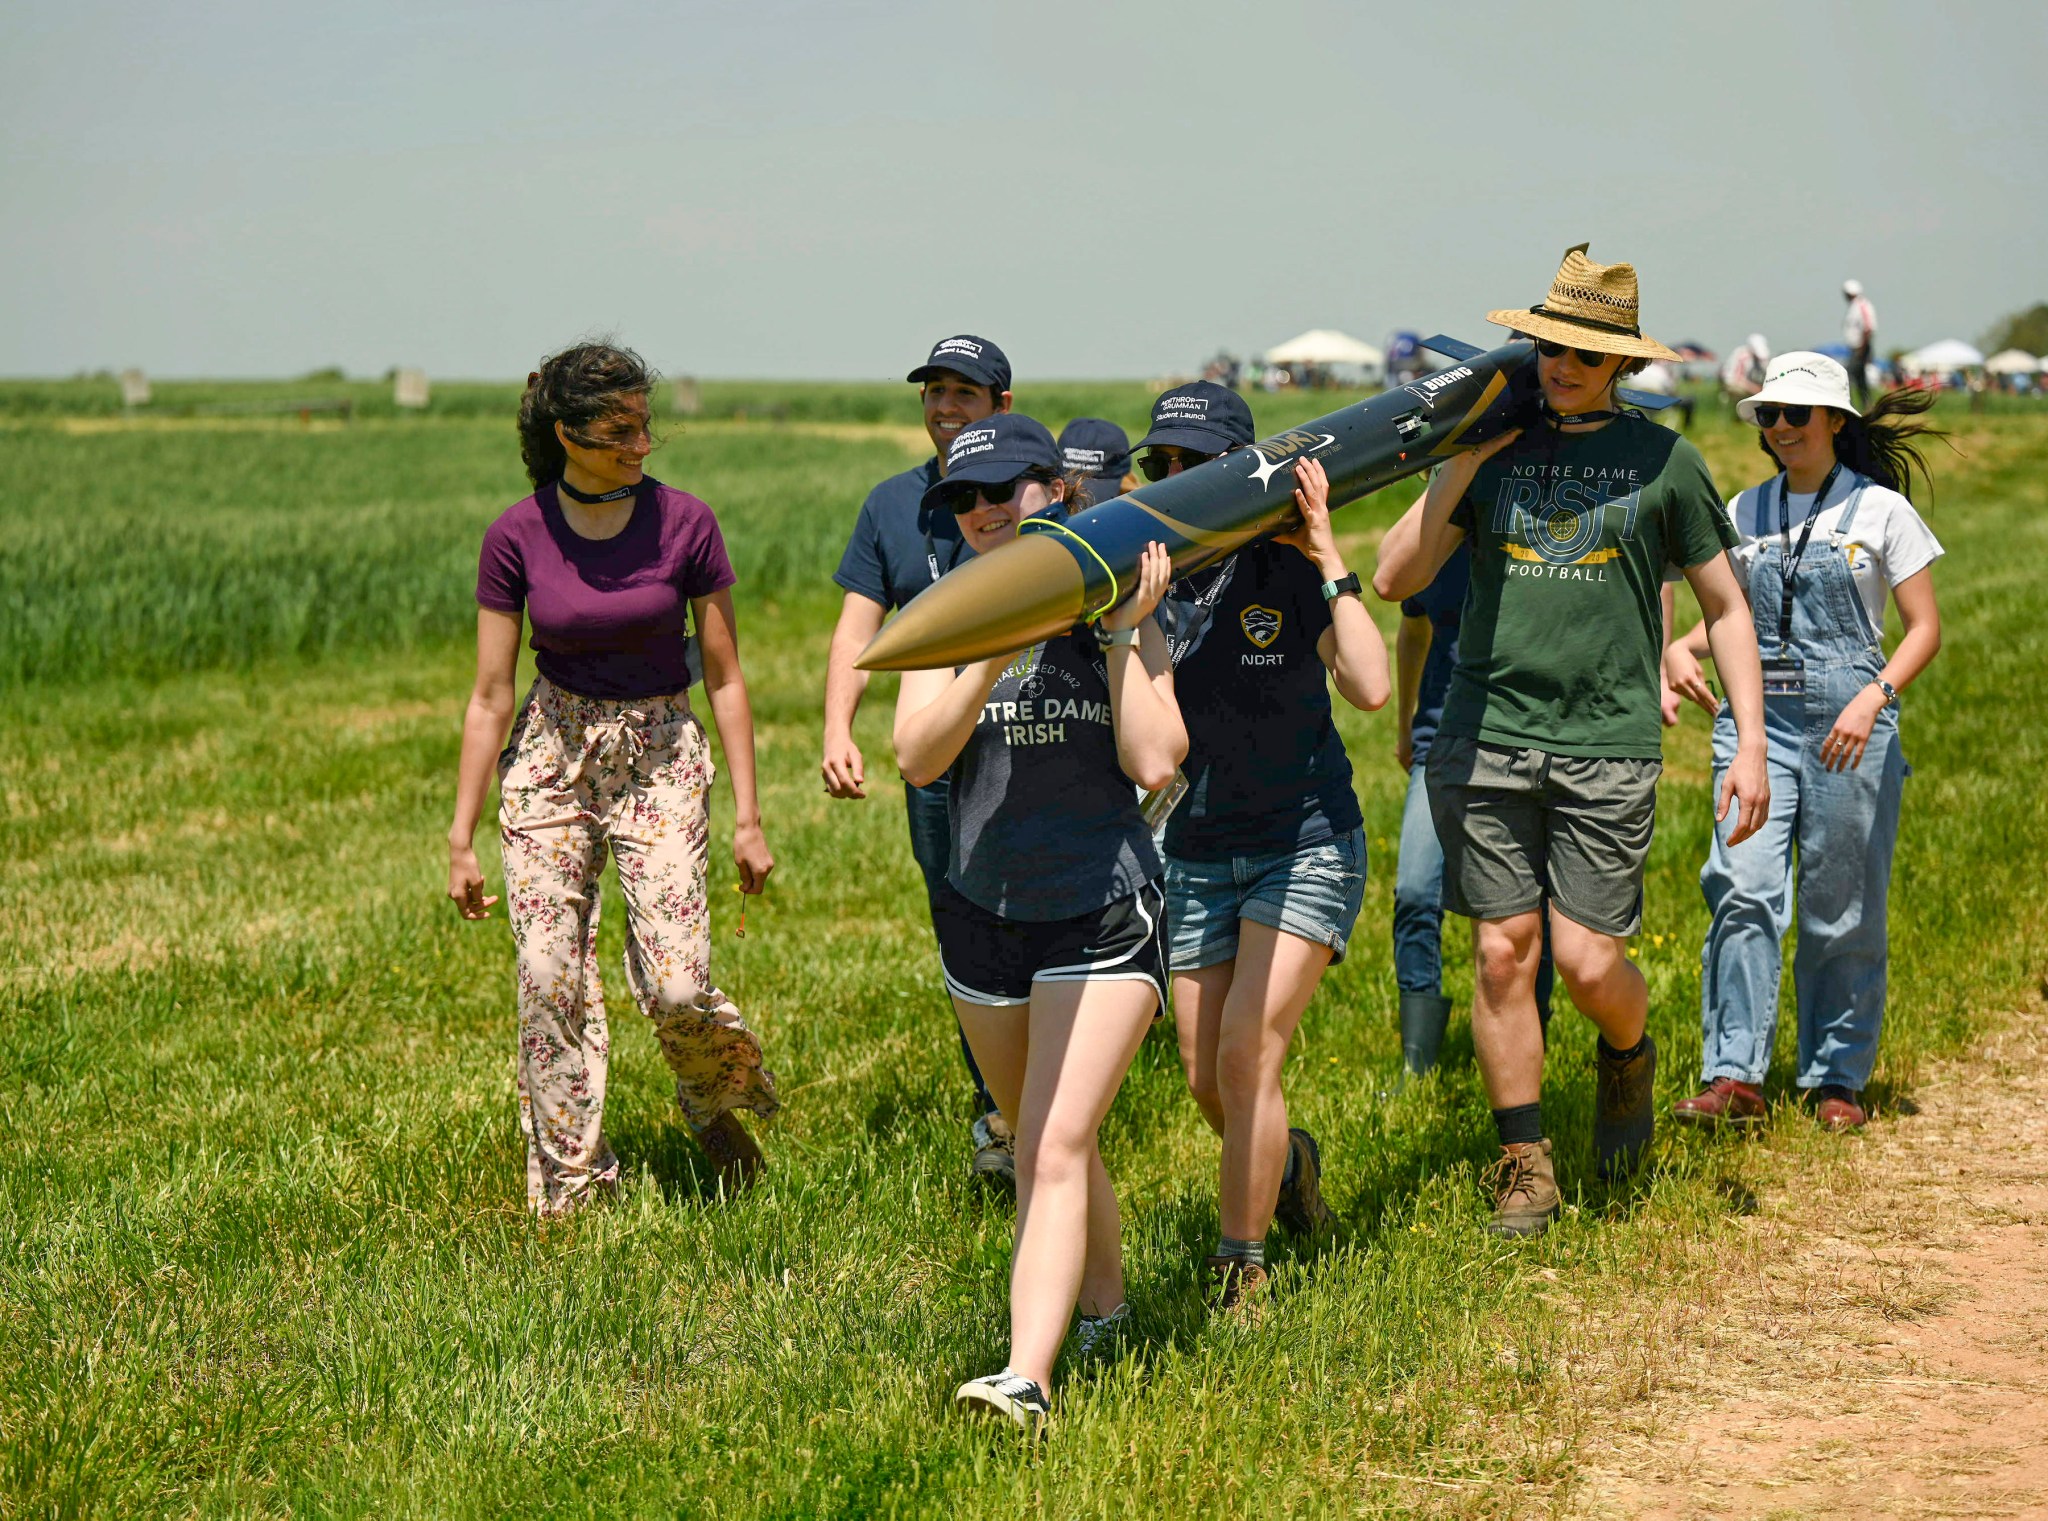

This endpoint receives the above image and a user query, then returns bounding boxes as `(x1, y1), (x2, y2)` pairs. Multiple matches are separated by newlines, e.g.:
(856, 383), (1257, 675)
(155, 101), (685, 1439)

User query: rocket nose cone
(856, 532), (1088, 671)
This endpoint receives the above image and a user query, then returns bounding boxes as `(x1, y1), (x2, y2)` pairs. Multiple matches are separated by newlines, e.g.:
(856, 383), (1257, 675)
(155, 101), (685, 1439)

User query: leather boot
(1400, 992), (1453, 1075)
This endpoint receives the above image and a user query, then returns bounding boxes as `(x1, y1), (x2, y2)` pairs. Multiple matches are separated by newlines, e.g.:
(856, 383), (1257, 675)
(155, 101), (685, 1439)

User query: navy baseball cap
(920, 413), (1061, 512)
(1134, 380), (1256, 453)
(1058, 417), (1132, 508)
(906, 334), (1012, 393)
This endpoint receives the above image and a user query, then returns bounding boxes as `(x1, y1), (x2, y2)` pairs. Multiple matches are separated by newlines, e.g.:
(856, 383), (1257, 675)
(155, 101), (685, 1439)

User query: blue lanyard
(1774, 463), (1841, 647)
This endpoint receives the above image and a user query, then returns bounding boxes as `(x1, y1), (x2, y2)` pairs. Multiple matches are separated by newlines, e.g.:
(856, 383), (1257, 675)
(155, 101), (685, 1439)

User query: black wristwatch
(1319, 571), (1362, 603)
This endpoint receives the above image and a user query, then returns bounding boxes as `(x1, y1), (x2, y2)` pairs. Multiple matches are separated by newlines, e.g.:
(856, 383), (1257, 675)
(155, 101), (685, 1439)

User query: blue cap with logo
(907, 334), (1012, 394)
(1134, 380), (1256, 453)
(1057, 417), (1132, 509)
(919, 413), (1061, 512)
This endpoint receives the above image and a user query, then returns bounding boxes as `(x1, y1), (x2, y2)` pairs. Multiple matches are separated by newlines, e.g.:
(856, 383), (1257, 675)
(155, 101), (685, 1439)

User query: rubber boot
(1399, 992), (1454, 1076)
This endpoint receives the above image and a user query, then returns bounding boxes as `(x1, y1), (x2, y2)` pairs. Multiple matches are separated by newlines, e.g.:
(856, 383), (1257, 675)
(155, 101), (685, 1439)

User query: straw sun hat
(1487, 243), (1682, 363)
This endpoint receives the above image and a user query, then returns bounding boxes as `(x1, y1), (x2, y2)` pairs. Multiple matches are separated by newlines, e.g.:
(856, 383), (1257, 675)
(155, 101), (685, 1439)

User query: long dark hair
(517, 341), (657, 490)
(1759, 387), (1951, 502)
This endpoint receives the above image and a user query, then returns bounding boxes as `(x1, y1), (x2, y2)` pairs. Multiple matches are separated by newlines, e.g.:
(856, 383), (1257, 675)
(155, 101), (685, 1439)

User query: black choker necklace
(558, 478), (639, 505)
(1540, 402), (1622, 429)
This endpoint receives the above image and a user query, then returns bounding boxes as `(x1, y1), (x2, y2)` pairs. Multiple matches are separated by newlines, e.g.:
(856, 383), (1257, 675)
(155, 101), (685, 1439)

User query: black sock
(1492, 1102), (1544, 1148)
(1599, 1033), (1649, 1063)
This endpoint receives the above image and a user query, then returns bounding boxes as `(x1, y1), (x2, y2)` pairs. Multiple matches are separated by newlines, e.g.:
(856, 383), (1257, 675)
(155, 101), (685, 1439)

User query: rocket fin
(1420, 334), (1484, 362)
(1618, 387), (1679, 411)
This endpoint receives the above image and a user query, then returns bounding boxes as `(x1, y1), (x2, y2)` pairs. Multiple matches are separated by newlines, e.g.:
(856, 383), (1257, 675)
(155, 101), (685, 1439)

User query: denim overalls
(1698, 472), (1907, 1092)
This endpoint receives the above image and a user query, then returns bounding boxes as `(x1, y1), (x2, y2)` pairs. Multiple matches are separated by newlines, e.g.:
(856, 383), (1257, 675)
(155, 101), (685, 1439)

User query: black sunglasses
(944, 476), (1039, 514)
(1138, 449), (1218, 482)
(1752, 403), (1815, 429)
(1535, 339), (1613, 367)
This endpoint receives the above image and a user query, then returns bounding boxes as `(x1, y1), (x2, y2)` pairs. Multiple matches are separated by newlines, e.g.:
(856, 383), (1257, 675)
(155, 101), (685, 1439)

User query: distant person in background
(1843, 280), (1879, 410)
(448, 341), (779, 1213)
(1624, 359), (1694, 431)
(893, 414), (1184, 1432)
(1391, 543), (1555, 1076)
(1666, 353), (1945, 1133)
(1057, 417), (1134, 509)
(1146, 382), (1391, 1312)
(821, 335), (1017, 1188)
(1721, 333), (1771, 405)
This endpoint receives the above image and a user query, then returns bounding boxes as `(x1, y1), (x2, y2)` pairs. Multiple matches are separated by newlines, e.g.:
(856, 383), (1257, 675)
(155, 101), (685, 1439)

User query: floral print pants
(499, 676), (778, 1216)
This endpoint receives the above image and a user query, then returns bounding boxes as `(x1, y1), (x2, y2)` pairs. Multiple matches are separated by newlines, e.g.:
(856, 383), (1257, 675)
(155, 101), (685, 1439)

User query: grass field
(2, 382), (2044, 1517)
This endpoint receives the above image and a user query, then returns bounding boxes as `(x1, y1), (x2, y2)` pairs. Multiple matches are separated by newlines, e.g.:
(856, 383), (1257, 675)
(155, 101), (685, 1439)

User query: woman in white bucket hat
(1665, 352), (1947, 1133)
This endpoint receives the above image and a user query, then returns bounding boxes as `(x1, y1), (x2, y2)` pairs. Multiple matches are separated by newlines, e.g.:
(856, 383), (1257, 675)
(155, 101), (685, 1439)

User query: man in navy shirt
(1392, 544), (1553, 1075)
(822, 335), (1015, 1184)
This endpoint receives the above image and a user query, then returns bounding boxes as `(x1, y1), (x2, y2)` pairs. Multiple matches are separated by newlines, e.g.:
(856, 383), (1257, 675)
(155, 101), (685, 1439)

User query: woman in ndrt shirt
(447, 342), (779, 1216)
(1665, 353), (1945, 1133)
(893, 414), (1185, 1435)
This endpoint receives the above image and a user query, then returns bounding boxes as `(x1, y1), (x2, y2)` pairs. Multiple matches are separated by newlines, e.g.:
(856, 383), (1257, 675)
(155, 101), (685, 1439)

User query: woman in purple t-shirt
(446, 341), (779, 1215)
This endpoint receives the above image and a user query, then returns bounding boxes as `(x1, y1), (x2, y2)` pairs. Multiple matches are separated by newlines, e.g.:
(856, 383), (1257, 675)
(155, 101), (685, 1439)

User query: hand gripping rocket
(856, 336), (1674, 670)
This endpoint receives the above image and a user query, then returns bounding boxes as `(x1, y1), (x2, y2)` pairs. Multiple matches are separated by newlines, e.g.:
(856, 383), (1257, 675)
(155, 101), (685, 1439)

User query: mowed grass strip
(1, 389), (2043, 1515)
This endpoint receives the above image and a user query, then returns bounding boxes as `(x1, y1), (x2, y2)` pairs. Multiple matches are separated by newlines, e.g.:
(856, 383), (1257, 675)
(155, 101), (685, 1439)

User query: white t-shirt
(1844, 295), (1877, 347)
(1725, 476), (1942, 632)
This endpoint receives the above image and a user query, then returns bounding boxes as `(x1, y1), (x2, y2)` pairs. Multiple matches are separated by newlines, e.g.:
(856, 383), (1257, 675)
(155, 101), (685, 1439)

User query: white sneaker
(1073, 1303), (1130, 1360)
(954, 1367), (1049, 1434)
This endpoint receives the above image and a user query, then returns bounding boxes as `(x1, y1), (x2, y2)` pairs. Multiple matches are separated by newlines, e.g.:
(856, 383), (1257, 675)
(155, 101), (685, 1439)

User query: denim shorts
(1164, 827), (1367, 972)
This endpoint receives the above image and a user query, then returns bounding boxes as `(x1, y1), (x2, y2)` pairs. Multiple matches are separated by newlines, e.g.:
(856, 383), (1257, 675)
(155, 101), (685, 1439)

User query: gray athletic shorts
(1424, 734), (1660, 937)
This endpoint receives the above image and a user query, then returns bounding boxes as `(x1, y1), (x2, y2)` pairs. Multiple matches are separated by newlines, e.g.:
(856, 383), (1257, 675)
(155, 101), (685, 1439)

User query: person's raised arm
(1682, 554), (1769, 844)
(1100, 542), (1187, 792)
(1819, 566), (1940, 773)
(1373, 430), (1517, 602)
(822, 592), (885, 799)
(1279, 457), (1390, 712)
(1393, 613), (1431, 769)
(894, 660), (1004, 789)
(694, 587), (774, 894)
(447, 607), (524, 918)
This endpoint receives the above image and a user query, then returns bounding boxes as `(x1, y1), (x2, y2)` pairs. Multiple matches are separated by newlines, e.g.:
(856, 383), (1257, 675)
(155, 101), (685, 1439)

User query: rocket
(856, 336), (1675, 671)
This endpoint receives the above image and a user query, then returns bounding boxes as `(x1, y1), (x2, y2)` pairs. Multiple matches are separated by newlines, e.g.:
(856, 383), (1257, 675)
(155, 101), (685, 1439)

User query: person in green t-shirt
(1376, 245), (1770, 1239)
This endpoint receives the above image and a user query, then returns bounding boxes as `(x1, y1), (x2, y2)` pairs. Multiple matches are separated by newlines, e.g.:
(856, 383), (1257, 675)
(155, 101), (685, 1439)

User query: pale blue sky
(4, 0), (2043, 379)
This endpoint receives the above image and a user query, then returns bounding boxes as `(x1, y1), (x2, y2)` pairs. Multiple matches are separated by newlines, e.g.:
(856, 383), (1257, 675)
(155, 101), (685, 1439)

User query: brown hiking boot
(692, 1111), (764, 1193)
(1482, 1140), (1560, 1238)
(1673, 1077), (1766, 1130)
(1594, 1036), (1656, 1181)
(1274, 1128), (1336, 1236)
(1814, 1085), (1868, 1132)
(1205, 1254), (1271, 1316)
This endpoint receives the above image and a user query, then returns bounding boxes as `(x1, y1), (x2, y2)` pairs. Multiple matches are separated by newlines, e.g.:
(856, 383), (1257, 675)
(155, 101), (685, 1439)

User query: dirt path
(1577, 1014), (2048, 1519)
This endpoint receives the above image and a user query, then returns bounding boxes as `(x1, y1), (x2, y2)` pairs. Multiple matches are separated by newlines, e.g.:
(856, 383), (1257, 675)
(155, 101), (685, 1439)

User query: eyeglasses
(1535, 339), (1612, 367)
(1138, 449), (1218, 481)
(944, 477), (1033, 514)
(1752, 404), (1815, 429)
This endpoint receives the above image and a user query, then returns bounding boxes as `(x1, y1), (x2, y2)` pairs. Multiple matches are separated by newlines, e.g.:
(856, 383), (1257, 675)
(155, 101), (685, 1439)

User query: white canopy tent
(1899, 339), (1985, 375)
(1984, 348), (2038, 375)
(1261, 329), (1385, 377)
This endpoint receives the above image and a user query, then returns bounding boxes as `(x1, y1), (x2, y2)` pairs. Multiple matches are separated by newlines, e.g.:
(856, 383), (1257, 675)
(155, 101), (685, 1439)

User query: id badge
(1140, 768), (1191, 834)
(1761, 652), (1805, 698)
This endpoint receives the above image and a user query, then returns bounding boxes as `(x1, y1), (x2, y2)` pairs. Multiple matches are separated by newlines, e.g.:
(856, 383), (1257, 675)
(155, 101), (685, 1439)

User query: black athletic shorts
(932, 877), (1167, 1012)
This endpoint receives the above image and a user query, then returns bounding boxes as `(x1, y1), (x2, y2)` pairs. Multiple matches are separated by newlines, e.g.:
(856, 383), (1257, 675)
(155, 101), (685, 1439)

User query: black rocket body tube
(858, 337), (1547, 671)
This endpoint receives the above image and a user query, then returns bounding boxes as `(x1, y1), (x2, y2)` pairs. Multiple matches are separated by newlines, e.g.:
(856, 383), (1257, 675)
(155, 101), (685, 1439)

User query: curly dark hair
(517, 341), (657, 490)
(1758, 385), (1951, 503)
